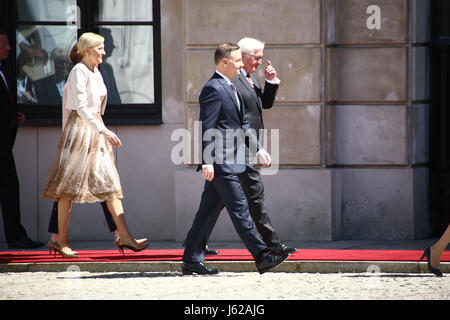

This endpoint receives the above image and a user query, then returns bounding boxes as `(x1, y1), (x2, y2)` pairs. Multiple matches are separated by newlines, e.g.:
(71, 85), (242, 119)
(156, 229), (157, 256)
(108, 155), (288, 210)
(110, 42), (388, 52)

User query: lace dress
(41, 64), (123, 203)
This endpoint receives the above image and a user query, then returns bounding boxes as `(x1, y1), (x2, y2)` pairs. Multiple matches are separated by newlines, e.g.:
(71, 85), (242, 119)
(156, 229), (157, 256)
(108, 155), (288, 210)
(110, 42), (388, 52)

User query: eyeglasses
(247, 53), (263, 61)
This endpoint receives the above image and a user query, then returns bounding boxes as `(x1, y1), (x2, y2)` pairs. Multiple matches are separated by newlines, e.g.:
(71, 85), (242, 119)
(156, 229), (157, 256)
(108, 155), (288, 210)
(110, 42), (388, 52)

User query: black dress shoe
(8, 237), (44, 249)
(182, 262), (220, 275)
(255, 251), (290, 274)
(270, 243), (298, 255)
(204, 244), (220, 255)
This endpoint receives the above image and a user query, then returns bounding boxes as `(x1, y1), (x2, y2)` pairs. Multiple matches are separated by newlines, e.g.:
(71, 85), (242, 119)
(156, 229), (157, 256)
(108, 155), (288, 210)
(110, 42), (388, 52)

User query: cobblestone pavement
(1, 270), (449, 300)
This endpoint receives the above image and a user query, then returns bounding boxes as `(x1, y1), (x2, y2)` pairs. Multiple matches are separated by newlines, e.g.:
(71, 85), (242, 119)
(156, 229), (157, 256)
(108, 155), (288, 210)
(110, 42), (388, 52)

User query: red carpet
(0, 248), (449, 264)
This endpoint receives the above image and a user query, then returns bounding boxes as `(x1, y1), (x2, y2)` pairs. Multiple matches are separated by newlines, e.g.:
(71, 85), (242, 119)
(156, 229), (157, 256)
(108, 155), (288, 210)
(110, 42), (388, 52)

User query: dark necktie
(229, 83), (240, 110)
(246, 73), (255, 89)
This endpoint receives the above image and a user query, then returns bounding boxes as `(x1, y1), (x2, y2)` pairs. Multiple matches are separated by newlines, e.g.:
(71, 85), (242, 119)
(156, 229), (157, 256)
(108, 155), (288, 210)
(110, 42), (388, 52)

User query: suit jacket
(232, 72), (278, 164)
(0, 66), (17, 156)
(232, 72), (278, 133)
(199, 72), (261, 174)
(35, 74), (64, 105)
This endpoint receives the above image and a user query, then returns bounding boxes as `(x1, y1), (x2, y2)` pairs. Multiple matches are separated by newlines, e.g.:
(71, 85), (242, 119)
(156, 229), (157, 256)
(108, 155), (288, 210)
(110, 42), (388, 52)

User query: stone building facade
(1, 0), (430, 243)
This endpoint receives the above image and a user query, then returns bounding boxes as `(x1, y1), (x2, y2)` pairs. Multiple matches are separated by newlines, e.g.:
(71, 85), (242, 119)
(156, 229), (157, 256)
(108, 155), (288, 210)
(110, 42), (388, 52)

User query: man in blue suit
(181, 43), (289, 275)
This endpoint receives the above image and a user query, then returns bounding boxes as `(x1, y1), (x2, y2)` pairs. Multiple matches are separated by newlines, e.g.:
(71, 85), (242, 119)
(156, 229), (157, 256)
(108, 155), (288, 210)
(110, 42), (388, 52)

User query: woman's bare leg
(430, 224), (450, 269)
(57, 197), (72, 247)
(106, 199), (139, 246)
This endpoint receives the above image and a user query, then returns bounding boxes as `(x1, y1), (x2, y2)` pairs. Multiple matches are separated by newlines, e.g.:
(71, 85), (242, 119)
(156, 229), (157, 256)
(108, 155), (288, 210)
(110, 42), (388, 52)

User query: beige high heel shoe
(116, 238), (149, 256)
(114, 236), (147, 252)
(48, 240), (79, 256)
(49, 240), (80, 258)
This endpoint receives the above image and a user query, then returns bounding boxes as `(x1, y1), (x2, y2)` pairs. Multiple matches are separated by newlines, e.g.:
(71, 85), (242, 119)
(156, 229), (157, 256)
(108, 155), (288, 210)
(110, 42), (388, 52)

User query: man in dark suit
(0, 27), (43, 249)
(232, 37), (298, 255)
(35, 48), (71, 105)
(182, 43), (289, 275)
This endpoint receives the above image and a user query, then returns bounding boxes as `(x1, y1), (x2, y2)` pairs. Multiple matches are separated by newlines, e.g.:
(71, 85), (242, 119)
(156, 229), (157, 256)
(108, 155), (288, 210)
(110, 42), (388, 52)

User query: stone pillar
(325, 0), (430, 239)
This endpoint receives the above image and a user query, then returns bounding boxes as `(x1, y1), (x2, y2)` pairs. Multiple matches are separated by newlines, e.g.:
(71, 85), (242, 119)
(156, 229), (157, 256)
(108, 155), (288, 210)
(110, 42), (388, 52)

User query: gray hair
(237, 37), (265, 55)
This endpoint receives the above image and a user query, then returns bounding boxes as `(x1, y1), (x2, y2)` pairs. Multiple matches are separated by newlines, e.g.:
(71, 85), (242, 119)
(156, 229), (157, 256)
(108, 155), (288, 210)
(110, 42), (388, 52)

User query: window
(10, 0), (161, 125)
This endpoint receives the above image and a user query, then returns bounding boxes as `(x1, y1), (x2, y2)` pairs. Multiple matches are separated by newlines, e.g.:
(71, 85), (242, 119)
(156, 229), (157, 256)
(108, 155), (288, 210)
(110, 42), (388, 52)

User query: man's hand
(202, 165), (214, 181)
(264, 60), (277, 81)
(257, 149), (272, 167)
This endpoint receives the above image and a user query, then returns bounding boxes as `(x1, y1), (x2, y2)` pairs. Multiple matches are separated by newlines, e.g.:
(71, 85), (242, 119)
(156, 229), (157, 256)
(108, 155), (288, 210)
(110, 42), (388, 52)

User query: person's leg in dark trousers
(183, 180), (225, 263)
(182, 181), (224, 252)
(47, 202), (59, 234)
(193, 165), (291, 254)
(48, 201), (117, 233)
(100, 202), (117, 232)
(0, 151), (27, 244)
(213, 173), (267, 258)
(238, 165), (280, 247)
(183, 174), (267, 264)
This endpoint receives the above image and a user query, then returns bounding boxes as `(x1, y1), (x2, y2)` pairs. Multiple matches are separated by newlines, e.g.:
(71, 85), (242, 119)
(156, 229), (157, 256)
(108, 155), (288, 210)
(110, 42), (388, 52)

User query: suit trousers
(47, 201), (117, 233)
(238, 165), (280, 247)
(183, 173), (267, 263)
(0, 150), (27, 243)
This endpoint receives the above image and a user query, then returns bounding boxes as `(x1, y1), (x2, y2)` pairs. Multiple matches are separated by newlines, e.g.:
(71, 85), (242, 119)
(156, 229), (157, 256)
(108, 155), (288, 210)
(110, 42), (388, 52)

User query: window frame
(8, 0), (161, 126)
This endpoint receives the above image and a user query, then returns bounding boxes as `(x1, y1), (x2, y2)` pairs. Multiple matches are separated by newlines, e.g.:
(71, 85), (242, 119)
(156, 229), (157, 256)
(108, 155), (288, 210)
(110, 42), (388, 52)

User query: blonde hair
(71, 32), (104, 63)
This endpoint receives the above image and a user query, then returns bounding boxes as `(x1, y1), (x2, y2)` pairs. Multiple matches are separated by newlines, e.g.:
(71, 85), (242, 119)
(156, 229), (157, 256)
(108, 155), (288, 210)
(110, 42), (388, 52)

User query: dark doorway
(429, 0), (450, 236)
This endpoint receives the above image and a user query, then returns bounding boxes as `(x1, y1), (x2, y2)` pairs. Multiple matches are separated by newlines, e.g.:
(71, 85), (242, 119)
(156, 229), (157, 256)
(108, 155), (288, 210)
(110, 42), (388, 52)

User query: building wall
(0, 0), (430, 243)
(180, 0), (430, 241)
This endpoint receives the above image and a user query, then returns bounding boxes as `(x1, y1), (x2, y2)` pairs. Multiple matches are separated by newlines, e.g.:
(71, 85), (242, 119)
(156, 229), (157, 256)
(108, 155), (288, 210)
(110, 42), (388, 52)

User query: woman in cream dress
(41, 33), (148, 258)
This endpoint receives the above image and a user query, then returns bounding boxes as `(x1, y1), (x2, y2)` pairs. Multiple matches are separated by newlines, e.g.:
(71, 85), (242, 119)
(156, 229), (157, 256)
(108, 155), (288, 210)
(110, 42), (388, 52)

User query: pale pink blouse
(62, 62), (107, 132)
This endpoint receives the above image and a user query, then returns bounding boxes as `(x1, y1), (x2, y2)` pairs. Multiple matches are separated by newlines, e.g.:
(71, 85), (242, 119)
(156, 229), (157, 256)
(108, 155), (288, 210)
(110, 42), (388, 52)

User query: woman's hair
(69, 32), (104, 64)
(70, 44), (82, 64)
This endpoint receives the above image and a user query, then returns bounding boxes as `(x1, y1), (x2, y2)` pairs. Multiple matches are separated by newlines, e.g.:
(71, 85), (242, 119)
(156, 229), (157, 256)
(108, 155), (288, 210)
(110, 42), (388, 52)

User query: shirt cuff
(265, 77), (280, 85)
